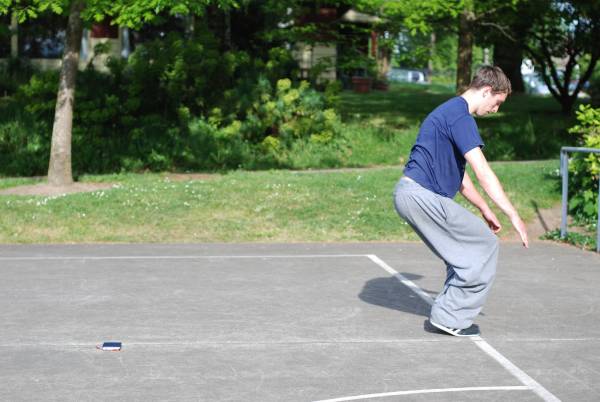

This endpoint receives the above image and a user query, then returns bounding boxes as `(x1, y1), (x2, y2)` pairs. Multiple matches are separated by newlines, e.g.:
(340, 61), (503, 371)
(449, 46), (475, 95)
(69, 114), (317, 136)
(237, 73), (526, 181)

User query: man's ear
(481, 86), (492, 98)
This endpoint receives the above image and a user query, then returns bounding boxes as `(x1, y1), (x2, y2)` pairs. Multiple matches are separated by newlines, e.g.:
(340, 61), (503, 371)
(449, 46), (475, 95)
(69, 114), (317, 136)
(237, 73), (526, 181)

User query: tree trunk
(493, 40), (525, 93)
(47, 1), (85, 186)
(10, 13), (17, 57)
(560, 95), (576, 114)
(427, 32), (435, 83)
(483, 47), (490, 65)
(185, 15), (195, 39)
(224, 9), (231, 49)
(456, 10), (474, 94)
(379, 47), (391, 78)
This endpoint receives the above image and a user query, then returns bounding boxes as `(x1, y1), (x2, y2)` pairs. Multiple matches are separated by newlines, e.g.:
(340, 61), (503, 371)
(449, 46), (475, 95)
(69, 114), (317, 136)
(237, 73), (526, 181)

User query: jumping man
(393, 65), (529, 337)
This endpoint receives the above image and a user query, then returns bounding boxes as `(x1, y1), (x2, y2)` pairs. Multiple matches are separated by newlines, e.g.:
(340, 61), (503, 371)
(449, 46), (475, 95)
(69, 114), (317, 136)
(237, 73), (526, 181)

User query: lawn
(0, 82), (573, 244)
(0, 160), (560, 243)
(339, 82), (578, 165)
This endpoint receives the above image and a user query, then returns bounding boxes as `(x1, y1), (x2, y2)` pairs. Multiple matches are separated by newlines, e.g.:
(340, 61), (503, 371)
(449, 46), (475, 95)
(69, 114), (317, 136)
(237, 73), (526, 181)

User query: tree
(455, 6), (474, 93)
(364, 0), (599, 112)
(490, 34), (526, 93)
(474, 1), (535, 93)
(0, 0), (236, 186)
(523, 0), (600, 113)
(476, 0), (600, 111)
(357, 0), (520, 93)
(478, 0), (600, 113)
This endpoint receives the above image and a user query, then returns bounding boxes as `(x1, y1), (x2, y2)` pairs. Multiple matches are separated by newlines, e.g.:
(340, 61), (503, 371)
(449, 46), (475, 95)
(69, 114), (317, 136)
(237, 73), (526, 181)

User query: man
(393, 65), (529, 337)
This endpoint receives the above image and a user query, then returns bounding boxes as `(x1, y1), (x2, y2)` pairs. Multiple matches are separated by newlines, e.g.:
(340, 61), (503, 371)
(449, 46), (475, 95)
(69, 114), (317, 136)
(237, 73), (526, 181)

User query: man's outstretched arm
(460, 171), (501, 234)
(464, 147), (529, 247)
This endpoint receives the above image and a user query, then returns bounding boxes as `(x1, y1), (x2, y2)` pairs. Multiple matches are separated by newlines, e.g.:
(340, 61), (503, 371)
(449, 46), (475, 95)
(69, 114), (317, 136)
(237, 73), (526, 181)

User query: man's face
(476, 88), (507, 116)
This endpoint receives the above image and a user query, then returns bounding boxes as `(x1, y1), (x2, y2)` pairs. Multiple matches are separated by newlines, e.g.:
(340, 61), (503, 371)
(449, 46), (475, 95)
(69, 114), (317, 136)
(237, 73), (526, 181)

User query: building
(1, 8), (388, 85)
(0, 15), (128, 71)
(292, 7), (386, 84)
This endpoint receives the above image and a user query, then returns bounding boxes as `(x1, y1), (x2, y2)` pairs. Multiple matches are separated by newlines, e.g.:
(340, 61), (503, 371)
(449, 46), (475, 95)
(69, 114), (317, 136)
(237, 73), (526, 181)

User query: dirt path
(501, 203), (562, 242)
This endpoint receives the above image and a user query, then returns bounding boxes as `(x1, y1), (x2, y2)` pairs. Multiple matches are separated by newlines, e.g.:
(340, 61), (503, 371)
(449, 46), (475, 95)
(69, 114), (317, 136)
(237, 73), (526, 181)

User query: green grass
(0, 82), (571, 244)
(0, 160), (561, 243)
(338, 83), (579, 162)
(542, 229), (597, 251)
(278, 83), (576, 172)
(1, 82), (576, 177)
(0, 176), (44, 190)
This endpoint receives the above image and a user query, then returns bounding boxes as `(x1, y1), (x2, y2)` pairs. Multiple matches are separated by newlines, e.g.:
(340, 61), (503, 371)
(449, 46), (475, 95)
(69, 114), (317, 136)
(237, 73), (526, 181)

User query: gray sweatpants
(393, 177), (499, 329)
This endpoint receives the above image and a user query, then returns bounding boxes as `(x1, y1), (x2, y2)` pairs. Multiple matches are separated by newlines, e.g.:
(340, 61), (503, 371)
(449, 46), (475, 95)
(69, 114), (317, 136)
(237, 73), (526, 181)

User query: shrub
(0, 118), (50, 176)
(0, 57), (37, 96)
(589, 67), (600, 108)
(568, 104), (600, 225)
(0, 29), (304, 175)
(182, 78), (344, 170)
(243, 78), (340, 145)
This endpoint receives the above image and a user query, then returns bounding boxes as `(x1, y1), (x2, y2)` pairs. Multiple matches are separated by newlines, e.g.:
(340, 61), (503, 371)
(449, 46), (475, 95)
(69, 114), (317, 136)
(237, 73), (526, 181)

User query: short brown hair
(469, 65), (512, 94)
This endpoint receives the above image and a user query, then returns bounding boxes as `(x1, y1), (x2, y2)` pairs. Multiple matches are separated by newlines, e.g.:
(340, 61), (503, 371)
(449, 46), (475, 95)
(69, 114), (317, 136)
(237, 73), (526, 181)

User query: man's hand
(510, 214), (529, 248)
(481, 208), (501, 233)
(464, 148), (529, 249)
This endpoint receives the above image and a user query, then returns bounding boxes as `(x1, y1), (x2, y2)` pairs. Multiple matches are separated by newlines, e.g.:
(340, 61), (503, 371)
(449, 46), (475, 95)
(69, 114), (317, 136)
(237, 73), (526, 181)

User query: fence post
(560, 150), (569, 239)
(597, 174), (600, 253)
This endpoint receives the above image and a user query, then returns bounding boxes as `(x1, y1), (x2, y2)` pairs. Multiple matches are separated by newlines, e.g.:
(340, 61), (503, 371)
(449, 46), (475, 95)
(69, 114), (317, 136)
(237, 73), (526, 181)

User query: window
(18, 13), (67, 58)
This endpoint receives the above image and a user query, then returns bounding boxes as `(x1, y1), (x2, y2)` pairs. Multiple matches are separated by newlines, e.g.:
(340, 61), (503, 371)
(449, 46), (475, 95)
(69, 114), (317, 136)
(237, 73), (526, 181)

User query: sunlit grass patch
(0, 160), (561, 243)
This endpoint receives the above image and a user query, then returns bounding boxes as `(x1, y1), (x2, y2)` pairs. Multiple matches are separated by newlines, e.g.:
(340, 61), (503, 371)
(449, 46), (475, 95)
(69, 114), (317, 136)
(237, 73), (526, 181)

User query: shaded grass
(341, 123), (419, 167)
(339, 83), (578, 162)
(0, 82), (576, 177)
(0, 160), (560, 243)
(0, 177), (43, 190)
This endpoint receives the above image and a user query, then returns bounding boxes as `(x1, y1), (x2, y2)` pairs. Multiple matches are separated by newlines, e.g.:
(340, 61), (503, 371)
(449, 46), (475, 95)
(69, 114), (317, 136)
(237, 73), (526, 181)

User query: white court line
(0, 254), (366, 261)
(366, 254), (436, 305)
(366, 254), (561, 402)
(503, 337), (600, 343)
(312, 386), (530, 402)
(472, 339), (561, 402)
(0, 338), (465, 348)
(1, 337), (595, 349)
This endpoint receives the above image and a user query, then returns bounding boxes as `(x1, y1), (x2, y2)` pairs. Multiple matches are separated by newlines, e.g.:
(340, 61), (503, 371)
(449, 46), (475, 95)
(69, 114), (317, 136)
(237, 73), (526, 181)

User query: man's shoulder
(432, 96), (466, 115)
(450, 113), (476, 128)
(436, 96), (464, 110)
(429, 97), (471, 126)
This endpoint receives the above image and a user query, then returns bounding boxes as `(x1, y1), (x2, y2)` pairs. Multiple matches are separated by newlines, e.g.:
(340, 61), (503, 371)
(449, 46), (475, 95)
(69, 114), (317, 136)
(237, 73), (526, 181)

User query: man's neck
(460, 89), (480, 115)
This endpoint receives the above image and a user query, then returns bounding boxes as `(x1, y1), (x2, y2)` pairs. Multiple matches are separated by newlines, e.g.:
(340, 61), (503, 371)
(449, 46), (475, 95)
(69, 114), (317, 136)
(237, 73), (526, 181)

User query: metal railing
(560, 146), (600, 252)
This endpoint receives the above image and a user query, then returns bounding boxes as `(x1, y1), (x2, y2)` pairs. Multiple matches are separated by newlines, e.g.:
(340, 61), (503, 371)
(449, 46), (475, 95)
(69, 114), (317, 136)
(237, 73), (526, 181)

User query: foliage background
(568, 104), (600, 226)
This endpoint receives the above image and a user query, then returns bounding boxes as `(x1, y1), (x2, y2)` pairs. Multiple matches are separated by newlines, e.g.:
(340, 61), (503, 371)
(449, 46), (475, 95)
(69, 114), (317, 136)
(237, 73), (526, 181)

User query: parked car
(523, 73), (590, 98)
(387, 68), (427, 84)
(523, 73), (551, 95)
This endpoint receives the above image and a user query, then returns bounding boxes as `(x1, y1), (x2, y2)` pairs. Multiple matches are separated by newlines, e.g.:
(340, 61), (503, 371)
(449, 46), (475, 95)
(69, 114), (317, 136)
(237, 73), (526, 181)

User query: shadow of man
(358, 273), (435, 318)
(358, 273), (472, 335)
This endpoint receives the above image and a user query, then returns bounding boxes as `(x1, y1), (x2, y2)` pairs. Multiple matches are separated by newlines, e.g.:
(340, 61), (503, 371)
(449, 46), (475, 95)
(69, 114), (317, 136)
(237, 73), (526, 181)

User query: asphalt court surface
(1, 242), (599, 401)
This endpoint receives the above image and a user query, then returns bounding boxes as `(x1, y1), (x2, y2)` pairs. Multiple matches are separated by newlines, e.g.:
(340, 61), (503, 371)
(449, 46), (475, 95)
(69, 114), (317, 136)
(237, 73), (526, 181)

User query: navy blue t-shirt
(403, 96), (483, 198)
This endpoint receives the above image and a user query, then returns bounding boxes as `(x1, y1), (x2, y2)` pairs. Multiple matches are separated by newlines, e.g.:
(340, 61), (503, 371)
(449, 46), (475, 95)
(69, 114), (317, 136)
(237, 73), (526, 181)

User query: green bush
(0, 117), (51, 176)
(0, 57), (37, 96)
(182, 78), (344, 170)
(588, 65), (600, 108)
(0, 75), (53, 176)
(0, 28), (306, 175)
(568, 104), (600, 225)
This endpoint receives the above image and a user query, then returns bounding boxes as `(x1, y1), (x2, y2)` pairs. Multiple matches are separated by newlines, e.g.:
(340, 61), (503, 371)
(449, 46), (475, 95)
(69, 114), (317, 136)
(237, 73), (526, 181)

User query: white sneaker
(429, 320), (480, 337)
